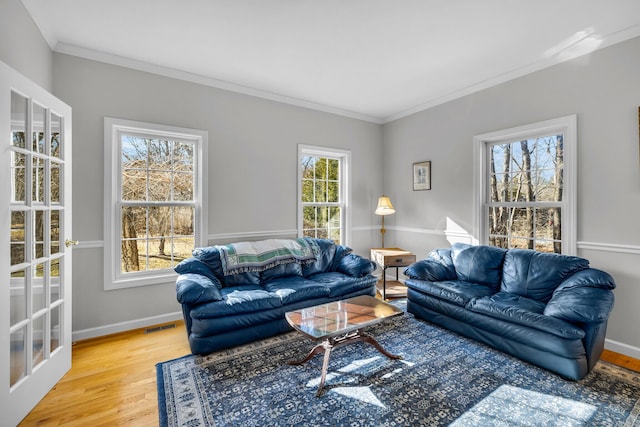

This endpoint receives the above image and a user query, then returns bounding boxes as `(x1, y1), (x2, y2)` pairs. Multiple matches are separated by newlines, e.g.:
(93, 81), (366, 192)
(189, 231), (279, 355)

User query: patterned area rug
(157, 311), (640, 426)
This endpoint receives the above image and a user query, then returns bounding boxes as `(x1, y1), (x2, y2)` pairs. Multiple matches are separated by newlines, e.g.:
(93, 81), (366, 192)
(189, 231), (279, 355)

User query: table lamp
(375, 195), (395, 247)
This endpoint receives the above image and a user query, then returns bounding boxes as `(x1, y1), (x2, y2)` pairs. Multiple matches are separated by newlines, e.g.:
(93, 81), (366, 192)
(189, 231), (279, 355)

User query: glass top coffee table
(285, 295), (403, 396)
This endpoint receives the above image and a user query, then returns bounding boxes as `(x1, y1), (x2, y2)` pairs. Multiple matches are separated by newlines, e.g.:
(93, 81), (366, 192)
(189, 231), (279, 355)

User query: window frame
(297, 144), (351, 246)
(104, 117), (208, 290)
(473, 115), (577, 255)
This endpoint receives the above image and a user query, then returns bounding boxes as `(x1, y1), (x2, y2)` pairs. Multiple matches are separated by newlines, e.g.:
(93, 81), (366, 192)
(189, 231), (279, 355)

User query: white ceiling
(21, 0), (640, 123)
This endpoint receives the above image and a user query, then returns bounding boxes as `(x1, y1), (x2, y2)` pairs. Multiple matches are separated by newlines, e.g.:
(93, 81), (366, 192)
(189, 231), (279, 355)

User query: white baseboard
(72, 311), (183, 342)
(604, 338), (640, 360)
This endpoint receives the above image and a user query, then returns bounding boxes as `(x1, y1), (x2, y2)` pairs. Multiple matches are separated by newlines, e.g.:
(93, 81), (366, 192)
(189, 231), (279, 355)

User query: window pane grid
(118, 131), (197, 276)
(486, 133), (563, 253)
(300, 152), (343, 244)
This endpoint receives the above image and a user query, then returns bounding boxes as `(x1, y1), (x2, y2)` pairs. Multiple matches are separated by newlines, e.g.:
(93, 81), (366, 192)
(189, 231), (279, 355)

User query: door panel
(1, 60), (72, 427)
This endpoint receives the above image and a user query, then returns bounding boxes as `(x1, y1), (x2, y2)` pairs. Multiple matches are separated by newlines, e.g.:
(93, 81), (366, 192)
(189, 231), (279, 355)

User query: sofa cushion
(302, 238), (337, 276)
(468, 292), (585, 339)
(404, 279), (495, 307)
(260, 262), (303, 282)
(176, 273), (223, 304)
(451, 243), (506, 291)
(501, 249), (589, 303)
(337, 253), (376, 277)
(307, 272), (377, 298)
(329, 244), (353, 271)
(190, 285), (283, 318)
(262, 276), (329, 305)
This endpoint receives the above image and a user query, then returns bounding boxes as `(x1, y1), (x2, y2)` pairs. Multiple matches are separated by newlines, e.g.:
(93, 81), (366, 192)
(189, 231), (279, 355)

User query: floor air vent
(144, 323), (176, 334)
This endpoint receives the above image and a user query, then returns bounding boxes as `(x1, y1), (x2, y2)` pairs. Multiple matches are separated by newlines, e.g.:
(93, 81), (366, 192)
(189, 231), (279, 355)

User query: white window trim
(297, 144), (351, 246)
(472, 115), (577, 255)
(103, 117), (208, 290)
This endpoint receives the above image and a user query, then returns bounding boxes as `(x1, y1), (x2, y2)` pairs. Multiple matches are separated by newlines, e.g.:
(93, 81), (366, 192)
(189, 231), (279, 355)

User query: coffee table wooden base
(288, 328), (402, 397)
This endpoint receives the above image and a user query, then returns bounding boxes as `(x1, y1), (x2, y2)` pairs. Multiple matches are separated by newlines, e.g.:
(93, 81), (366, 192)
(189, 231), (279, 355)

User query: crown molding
(382, 23), (640, 123)
(53, 43), (384, 124)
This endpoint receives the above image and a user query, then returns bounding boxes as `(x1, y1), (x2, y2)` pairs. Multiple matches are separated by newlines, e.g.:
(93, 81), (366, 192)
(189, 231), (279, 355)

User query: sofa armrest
(176, 273), (223, 305)
(403, 248), (457, 281)
(544, 269), (616, 323)
(337, 253), (376, 277)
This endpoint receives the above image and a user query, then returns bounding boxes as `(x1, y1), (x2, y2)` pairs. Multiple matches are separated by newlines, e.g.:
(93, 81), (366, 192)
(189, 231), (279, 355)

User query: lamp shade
(375, 196), (396, 215)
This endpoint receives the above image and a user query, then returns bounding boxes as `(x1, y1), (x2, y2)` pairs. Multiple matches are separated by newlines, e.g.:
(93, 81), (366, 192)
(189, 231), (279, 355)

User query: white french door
(0, 61), (73, 426)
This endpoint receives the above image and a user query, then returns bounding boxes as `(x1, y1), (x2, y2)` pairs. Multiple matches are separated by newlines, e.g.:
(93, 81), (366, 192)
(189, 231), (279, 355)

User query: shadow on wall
(444, 217), (478, 246)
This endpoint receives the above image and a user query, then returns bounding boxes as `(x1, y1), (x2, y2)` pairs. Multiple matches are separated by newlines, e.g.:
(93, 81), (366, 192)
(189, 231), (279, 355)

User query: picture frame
(413, 161), (431, 191)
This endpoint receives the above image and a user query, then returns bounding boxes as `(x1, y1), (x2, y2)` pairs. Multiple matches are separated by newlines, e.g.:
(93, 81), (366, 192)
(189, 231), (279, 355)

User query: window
(104, 118), (207, 290)
(473, 115), (576, 254)
(298, 145), (350, 245)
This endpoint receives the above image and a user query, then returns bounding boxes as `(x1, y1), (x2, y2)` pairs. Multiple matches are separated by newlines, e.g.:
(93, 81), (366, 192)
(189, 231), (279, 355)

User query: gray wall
(52, 53), (383, 335)
(383, 36), (640, 355)
(0, 0), (52, 91)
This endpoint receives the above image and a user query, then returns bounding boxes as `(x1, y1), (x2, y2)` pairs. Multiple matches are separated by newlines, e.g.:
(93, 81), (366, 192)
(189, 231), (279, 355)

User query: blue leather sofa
(175, 238), (377, 355)
(404, 243), (616, 380)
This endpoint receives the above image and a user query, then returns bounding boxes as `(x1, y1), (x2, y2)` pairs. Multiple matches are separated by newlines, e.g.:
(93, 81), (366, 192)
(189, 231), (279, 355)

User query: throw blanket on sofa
(217, 238), (319, 276)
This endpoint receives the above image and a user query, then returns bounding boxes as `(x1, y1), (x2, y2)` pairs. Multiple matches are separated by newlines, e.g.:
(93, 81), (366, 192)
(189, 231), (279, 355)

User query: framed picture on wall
(413, 161), (431, 190)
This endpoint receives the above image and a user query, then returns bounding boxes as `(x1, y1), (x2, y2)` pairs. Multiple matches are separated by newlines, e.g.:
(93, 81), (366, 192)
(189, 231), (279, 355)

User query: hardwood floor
(18, 320), (640, 426)
(19, 321), (190, 427)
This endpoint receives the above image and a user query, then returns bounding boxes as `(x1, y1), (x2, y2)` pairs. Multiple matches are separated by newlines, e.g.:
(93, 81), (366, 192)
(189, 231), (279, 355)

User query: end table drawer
(383, 254), (416, 266)
(371, 248), (416, 267)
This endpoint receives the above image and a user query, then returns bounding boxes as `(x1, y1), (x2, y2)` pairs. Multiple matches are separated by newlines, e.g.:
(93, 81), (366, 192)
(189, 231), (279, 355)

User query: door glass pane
(10, 270), (27, 326)
(51, 305), (61, 353)
(32, 315), (45, 368)
(11, 91), (27, 149)
(10, 327), (27, 387)
(51, 113), (61, 158)
(51, 210), (60, 255)
(32, 157), (45, 203)
(11, 152), (26, 203)
(32, 103), (45, 154)
(33, 263), (46, 313)
(34, 210), (45, 259)
(11, 211), (26, 266)
(51, 259), (61, 303)
(51, 161), (61, 204)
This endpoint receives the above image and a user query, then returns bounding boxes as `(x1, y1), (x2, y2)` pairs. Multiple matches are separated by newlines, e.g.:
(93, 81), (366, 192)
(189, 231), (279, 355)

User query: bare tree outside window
(488, 135), (563, 253)
(119, 135), (195, 273)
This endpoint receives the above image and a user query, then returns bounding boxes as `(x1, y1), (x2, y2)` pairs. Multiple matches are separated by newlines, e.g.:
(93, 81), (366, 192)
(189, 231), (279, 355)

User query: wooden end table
(370, 248), (416, 300)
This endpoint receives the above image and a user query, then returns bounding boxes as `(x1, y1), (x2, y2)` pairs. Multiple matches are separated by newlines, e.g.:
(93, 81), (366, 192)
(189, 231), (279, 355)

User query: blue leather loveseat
(404, 243), (616, 380)
(175, 238), (377, 355)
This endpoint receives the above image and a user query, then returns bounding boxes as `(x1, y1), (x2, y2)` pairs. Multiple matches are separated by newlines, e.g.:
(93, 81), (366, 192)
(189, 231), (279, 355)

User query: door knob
(65, 239), (79, 247)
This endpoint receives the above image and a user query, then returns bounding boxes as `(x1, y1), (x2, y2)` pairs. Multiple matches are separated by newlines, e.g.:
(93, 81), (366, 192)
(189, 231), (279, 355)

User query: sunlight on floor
(305, 355), (417, 407)
(449, 384), (597, 426)
(333, 387), (386, 408)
